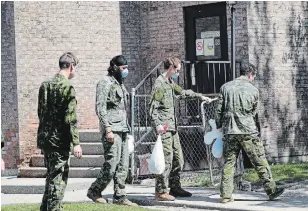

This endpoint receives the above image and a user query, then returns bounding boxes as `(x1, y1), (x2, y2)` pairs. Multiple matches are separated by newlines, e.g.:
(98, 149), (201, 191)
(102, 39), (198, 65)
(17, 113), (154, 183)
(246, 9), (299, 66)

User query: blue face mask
(121, 68), (129, 78)
(171, 73), (179, 79)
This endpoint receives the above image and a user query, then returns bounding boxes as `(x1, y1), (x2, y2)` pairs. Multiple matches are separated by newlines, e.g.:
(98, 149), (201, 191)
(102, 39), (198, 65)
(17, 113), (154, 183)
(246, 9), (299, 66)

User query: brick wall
(247, 1), (308, 163)
(11, 1), (125, 165)
(2, 1), (307, 167)
(1, 1), (21, 169)
(227, 1), (250, 67)
(119, 1), (142, 91)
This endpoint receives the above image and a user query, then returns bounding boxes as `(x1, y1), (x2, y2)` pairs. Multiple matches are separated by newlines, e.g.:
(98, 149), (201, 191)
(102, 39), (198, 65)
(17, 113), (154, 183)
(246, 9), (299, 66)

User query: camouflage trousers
(220, 135), (276, 199)
(88, 132), (129, 202)
(155, 131), (184, 194)
(40, 150), (70, 211)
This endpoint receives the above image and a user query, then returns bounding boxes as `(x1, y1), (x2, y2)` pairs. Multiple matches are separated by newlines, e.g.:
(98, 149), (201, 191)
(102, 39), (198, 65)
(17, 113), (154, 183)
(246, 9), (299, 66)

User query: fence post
(201, 101), (214, 185)
(130, 88), (136, 184)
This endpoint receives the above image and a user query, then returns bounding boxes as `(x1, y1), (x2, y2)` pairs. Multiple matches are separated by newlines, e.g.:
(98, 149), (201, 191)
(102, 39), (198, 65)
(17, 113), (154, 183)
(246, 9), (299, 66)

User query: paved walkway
(1, 177), (308, 211)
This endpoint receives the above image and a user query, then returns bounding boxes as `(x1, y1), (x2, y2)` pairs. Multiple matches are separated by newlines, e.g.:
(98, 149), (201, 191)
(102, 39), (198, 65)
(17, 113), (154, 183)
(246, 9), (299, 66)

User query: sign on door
(196, 39), (204, 56)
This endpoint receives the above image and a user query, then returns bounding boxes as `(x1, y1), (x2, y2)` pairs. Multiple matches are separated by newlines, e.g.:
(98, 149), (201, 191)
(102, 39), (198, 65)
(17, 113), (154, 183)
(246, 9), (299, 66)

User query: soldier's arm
(38, 83), (47, 121)
(149, 80), (164, 129)
(253, 90), (261, 133)
(215, 88), (224, 129)
(96, 79), (112, 130)
(173, 83), (203, 99)
(252, 90), (260, 116)
(64, 85), (80, 146)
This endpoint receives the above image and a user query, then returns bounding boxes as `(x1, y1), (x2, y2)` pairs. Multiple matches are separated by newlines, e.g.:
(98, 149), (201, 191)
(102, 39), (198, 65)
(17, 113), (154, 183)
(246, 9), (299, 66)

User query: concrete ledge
(80, 143), (103, 155)
(1, 168), (19, 177)
(79, 129), (101, 143)
(128, 192), (308, 211)
(18, 167), (101, 178)
(31, 155), (104, 167)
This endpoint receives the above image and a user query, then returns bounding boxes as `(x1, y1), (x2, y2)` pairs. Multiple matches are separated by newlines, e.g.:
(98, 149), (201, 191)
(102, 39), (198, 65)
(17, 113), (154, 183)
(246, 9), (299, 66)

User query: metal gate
(130, 61), (232, 186)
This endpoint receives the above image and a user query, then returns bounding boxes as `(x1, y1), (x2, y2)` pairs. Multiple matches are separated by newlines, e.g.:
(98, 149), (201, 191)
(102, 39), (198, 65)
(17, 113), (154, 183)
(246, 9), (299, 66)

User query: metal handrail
(134, 61), (163, 91)
(183, 60), (231, 64)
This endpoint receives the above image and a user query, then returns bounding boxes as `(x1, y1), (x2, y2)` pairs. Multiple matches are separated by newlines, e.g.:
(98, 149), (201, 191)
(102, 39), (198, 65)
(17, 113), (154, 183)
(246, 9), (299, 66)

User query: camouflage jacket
(149, 74), (203, 131)
(37, 74), (79, 151)
(96, 75), (130, 133)
(215, 76), (260, 136)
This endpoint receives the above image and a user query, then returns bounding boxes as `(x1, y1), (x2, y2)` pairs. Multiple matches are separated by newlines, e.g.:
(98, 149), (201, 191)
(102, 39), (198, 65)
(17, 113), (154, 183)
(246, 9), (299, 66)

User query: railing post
(201, 101), (214, 185)
(230, 2), (236, 80)
(130, 88), (136, 184)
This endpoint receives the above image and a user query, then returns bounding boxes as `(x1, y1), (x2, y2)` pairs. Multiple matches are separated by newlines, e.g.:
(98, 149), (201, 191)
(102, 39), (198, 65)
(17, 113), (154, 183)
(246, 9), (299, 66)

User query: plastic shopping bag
(212, 134), (224, 158)
(204, 119), (222, 145)
(147, 134), (165, 174)
(127, 135), (134, 154)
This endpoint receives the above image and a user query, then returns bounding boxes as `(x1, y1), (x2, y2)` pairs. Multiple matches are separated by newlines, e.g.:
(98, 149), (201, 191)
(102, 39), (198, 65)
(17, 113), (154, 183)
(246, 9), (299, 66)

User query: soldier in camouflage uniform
(149, 57), (214, 201)
(37, 52), (83, 211)
(87, 55), (138, 207)
(216, 62), (285, 203)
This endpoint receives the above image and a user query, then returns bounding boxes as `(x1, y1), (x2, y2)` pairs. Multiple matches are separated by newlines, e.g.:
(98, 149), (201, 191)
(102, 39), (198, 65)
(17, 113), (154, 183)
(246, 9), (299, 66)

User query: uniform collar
(236, 75), (251, 83)
(55, 73), (68, 81)
(161, 73), (173, 85)
(109, 75), (120, 85)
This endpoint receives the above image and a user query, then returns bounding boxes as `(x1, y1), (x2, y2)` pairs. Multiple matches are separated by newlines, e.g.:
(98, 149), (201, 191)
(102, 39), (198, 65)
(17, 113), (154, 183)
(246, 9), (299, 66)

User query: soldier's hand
(217, 128), (222, 132)
(73, 144), (82, 159)
(156, 125), (165, 134)
(201, 96), (218, 104)
(106, 131), (115, 143)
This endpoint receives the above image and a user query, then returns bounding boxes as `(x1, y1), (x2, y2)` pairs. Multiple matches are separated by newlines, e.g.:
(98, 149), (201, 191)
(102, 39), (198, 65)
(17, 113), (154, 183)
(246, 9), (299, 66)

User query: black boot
(269, 187), (285, 201)
(169, 187), (192, 197)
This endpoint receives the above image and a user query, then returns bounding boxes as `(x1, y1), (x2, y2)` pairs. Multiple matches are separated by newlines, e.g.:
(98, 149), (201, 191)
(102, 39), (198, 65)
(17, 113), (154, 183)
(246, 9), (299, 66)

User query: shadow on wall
(250, 2), (308, 164)
(119, 1), (142, 92)
(1, 1), (21, 169)
(290, 2), (308, 164)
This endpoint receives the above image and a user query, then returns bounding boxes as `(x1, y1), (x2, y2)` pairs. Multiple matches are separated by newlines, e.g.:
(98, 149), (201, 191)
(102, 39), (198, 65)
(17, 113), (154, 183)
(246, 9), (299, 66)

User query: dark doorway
(184, 2), (230, 94)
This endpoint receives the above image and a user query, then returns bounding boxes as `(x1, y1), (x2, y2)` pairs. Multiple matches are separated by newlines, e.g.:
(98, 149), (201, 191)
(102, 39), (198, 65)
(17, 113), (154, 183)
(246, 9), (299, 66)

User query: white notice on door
(203, 38), (215, 56)
(196, 39), (204, 56)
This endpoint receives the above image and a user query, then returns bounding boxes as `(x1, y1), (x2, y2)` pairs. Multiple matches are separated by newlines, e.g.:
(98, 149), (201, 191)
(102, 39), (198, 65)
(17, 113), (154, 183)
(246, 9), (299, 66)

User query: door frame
(184, 2), (228, 62)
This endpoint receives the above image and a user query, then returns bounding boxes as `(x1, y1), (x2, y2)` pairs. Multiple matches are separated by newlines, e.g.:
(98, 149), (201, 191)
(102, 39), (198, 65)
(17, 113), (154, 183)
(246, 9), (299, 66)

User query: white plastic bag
(212, 134), (224, 158)
(204, 119), (222, 145)
(127, 135), (134, 154)
(147, 134), (165, 174)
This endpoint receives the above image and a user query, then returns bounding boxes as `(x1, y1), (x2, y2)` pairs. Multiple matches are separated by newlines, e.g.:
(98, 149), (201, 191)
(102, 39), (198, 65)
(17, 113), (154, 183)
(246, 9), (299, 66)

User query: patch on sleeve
(154, 88), (164, 101)
(174, 84), (183, 94)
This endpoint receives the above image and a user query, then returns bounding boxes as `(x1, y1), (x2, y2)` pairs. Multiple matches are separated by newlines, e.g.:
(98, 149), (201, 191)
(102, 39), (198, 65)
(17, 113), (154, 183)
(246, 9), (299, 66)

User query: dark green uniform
(149, 74), (203, 194)
(37, 74), (79, 211)
(88, 75), (130, 203)
(216, 76), (276, 199)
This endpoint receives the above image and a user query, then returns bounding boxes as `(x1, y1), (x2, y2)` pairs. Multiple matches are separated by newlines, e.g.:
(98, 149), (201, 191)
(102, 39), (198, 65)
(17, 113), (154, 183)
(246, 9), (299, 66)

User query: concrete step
(31, 155), (104, 167)
(80, 143), (103, 155)
(79, 129), (101, 143)
(19, 167), (101, 178)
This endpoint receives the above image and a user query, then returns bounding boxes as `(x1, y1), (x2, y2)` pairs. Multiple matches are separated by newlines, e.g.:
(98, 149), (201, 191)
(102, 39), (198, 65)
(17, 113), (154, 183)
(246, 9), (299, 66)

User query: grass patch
(1, 203), (155, 211)
(182, 176), (213, 187)
(243, 162), (308, 183)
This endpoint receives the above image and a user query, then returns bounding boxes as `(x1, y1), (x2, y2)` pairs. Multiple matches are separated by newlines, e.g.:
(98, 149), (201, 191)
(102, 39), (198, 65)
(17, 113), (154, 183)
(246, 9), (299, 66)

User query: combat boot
(114, 199), (139, 207)
(169, 187), (192, 197)
(155, 193), (175, 201)
(269, 187), (285, 201)
(220, 197), (234, 203)
(87, 190), (106, 203)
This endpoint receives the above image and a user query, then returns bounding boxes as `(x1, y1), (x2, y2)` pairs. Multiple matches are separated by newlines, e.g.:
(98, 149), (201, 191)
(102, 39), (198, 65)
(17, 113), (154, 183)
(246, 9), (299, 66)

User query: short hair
(163, 56), (181, 70)
(59, 52), (79, 69)
(240, 61), (257, 76)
